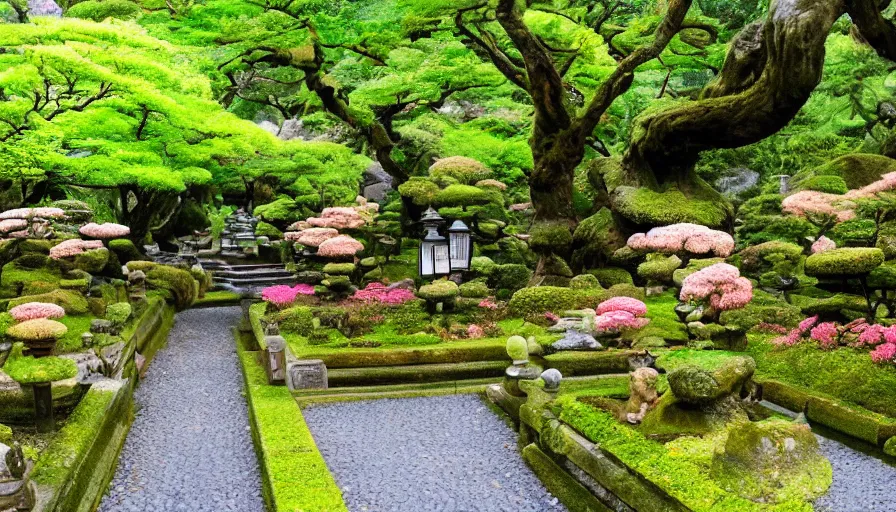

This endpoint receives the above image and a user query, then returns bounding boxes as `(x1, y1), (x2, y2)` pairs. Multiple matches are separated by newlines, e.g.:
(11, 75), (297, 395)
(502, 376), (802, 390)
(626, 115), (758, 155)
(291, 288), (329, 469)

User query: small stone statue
(625, 367), (660, 425)
(128, 270), (147, 303)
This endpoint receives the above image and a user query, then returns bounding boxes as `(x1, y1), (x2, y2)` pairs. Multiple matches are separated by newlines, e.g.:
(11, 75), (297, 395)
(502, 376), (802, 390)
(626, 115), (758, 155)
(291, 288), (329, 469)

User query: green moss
(74, 248), (110, 274)
(322, 263), (356, 276)
(877, 221), (896, 259)
(105, 302), (132, 325)
(429, 156), (491, 184)
(572, 208), (625, 261)
(253, 197), (303, 224)
(56, 315), (96, 353)
(9, 289), (89, 315)
(521, 444), (609, 512)
(829, 219), (877, 246)
(720, 289), (802, 331)
(789, 293), (868, 316)
(459, 280), (491, 298)
(529, 221), (573, 254)
(173, 199), (210, 236)
(804, 247), (884, 276)
(794, 153), (896, 189)
(1, 254), (61, 290)
(145, 265), (198, 311)
(885, 436), (896, 457)
(3, 343), (78, 384)
(417, 280), (458, 302)
(255, 221), (282, 238)
(613, 185), (730, 228)
(67, 0), (141, 20)
(434, 184), (493, 207)
(397, 177), (441, 206)
(60, 278), (90, 291)
(569, 274), (601, 290)
(638, 253), (682, 283)
(238, 344), (347, 512)
(509, 286), (579, 317)
(800, 175), (849, 194)
(734, 242), (803, 273)
(587, 267), (633, 287)
(488, 264), (532, 292)
(18, 239), (54, 255)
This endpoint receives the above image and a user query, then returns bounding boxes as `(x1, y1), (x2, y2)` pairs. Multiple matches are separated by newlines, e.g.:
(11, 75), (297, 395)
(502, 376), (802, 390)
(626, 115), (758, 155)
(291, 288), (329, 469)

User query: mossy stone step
(327, 361), (507, 387)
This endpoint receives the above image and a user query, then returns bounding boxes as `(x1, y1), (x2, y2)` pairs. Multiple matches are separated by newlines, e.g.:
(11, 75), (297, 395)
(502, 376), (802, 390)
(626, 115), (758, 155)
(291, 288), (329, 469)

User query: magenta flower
(810, 322), (839, 349)
(467, 324), (485, 339)
(261, 284), (315, 308)
(811, 236), (836, 254)
(350, 283), (416, 305)
(680, 263), (752, 312)
(871, 342), (896, 363)
(478, 298), (499, 310)
(596, 297), (647, 317)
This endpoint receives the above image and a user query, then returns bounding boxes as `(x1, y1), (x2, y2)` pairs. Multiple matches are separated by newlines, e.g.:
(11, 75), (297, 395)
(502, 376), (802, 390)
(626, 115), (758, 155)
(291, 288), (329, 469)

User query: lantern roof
(448, 220), (470, 233)
(420, 207), (444, 224)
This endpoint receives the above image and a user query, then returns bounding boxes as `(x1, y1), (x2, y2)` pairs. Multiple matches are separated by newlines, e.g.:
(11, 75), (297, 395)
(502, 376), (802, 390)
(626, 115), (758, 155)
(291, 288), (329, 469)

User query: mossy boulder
(74, 248), (110, 273)
(667, 356), (755, 405)
(434, 184), (492, 207)
(790, 293), (868, 316)
(145, 265), (198, 311)
(3, 343), (77, 384)
(428, 156), (491, 184)
(471, 256), (497, 277)
(885, 436), (896, 457)
(587, 267), (633, 287)
(397, 177), (440, 206)
(868, 261), (896, 289)
(672, 258), (725, 287)
(1, 254), (60, 290)
(0, 423), (11, 445)
(792, 153), (896, 190)
(323, 263), (356, 276)
(733, 241), (803, 275)
(9, 289), (89, 315)
(720, 289), (803, 331)
(829, 219), (877, 247)
(800, 175), (849, 194)
(18, 239), (54, 255)
(417, 280), (459, 302)
(805, 248), (884, 277)
(105, 302), (132, 326)
(710, 419), (832, 504)
(572, 208), (626, 262)
(488, 264), (532, 293)
(637, 253), (682, 283)
(108, 239), (143, 264)
(529, 221), (573, 254)
(612, 185), (730, 228)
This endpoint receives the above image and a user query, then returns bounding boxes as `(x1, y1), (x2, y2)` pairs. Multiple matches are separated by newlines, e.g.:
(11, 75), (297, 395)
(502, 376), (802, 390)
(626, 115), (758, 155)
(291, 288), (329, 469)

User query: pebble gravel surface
(303, 394), (568, 512)
(98, 307), (264, 512)
(815, 435), (896, 512)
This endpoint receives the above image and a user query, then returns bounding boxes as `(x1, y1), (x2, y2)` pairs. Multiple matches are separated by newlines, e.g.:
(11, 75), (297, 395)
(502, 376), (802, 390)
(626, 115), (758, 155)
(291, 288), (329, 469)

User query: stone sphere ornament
(540, 369), (562, 392)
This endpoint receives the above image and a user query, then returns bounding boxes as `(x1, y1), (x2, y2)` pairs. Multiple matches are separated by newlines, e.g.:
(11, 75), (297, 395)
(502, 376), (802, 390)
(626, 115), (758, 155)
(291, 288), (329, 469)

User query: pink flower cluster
(49, 239), (104, 259)
(592, 298), (649, 332)
(811, 236), (836, 254)
(467, 324), (485, 339)
(289, 227), (339, 247)
(261, 284), (316, 308)
(0, 219), (27, 233)
(80, 222), (130, 239)
(350, 283), (415, 305)
(872, 342), (896, 364)
(479, 298), (500, 310)
(597, 297), (647, 317)
(810, 322), (840, 349)
(627, 224), (735, 257)
(845, 172), (896, 199)
(9, 302), (65, 322)
(783, 173), (896, 224)
(308, 207), (366, 230)
(679, 263), (752, 312)
(0, 207), (65, 220)
(773, 315), (819, 346)
(776, 316), (896, 364)
(317, 235), (364, 258)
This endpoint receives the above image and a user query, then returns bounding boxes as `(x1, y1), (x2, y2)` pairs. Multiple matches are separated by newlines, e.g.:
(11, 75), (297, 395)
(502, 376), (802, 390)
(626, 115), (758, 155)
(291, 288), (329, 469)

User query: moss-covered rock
(529, 221), (573, 254)
(720, 289), (803, 331)
(488, 264), (532, 293)
(612, 185), (730, 228)
(105, 302), (132, 326)
(789, 293), (868, 316)
(734, 241), (803, 274)
(145, 265), (198, 311)
(9, 289), (89, 315)
(428, 156), (491, 184)
(74, 248), (110, 273)
(174, 199), (210, 236)
(3, 343), (77, 384)
(885, 436), (896, 457)
(1, 254), (60, 291)
(108, 239), (142, 264)
(434, 184), (492, 207)
(18, 239), (54, 255)
(710, 419), (832, 504)
(805, 248), (884, 276)
(829, 219), (877, 247)
(667, 356), (755, 405)
(572, 208), (626, 262)
(793, 153), (896, 190)
(800, 175), (849, 194)
(637, 253), (682, 283)
(322, 263), (356, 276)
(253, 197), (302, 224)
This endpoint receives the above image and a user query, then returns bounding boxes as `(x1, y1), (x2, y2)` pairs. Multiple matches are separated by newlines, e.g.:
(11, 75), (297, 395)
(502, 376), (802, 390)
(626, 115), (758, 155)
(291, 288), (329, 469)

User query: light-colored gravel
(98, 307), (264, 512)
(304, 394), (568, 512)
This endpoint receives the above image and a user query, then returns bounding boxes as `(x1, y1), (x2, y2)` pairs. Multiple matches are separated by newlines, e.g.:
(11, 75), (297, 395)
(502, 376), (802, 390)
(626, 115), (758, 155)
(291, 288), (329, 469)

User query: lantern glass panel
(420, 241), (436, 276)
(450, 232), (471, 270)
(434, 244), (451, 274)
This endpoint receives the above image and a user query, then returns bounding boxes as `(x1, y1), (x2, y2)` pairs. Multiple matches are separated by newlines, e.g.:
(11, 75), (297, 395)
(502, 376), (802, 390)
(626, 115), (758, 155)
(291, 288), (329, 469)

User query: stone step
(215, 269), (294, 279)
(216, 275), (297, 286)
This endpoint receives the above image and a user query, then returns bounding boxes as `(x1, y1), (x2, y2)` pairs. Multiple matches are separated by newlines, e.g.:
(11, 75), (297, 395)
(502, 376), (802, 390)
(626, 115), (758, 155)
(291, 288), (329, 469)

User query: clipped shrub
(429, 156), (491, 184)
(587, 267), (633, 287)
(255, 221), (283, 239)
(3, 344), (77, 384)
(323, 263), (356, 276)
(488, 264), (532, 293)
(570, 274), (601, 289)
(105, 302), (132, 326)
(7, 318), (68, 341)
(804, 248), (885, 277)
(417, 280), (459, 302)
(434, 184), (492, 207)
(471, 256), (497, 277)
(9, 303), (65, 322)
(272, 306), (315, 336)
(397, 178), (440, 206)
(637, 254), (682, 283)
(800, 175), (849, 194)
(459, 280), (491, 298)
(529, 221), (573, 254)
(508, 286), (581, 317)
(9, 289), (89, 315)
(145, 265), (199, 310)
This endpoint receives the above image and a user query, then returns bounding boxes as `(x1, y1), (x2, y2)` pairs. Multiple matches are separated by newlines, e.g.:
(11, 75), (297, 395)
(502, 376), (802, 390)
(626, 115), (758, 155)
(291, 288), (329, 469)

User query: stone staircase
(201, 260), (297, 290)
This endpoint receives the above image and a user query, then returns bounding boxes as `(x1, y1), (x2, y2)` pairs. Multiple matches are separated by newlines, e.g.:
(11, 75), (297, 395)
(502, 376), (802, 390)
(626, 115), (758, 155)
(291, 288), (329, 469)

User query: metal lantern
(419, 208), (450, 277)
(448, 220), (473, 271)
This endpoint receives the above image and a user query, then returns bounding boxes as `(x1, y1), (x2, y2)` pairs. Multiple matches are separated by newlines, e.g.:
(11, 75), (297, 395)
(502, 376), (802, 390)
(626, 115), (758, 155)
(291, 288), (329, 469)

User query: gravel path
(98, 307), (264, 512)
(303, 394), (567, 512)
(815, 435), (896, 512)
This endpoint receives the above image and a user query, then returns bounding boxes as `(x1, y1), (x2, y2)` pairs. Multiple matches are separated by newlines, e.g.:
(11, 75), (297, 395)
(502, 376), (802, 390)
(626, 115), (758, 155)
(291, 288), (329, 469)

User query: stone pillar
(264, 336), (287, 385)
(286, 360), (328, 391)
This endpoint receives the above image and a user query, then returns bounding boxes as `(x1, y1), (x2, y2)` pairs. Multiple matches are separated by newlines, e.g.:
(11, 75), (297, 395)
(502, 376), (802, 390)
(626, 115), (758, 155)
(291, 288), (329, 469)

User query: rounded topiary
(7, 318), (68, 341)
(569, 274), (601, 290)
(587, 267), (634, 287)
(885, 436), (896, 457)
(471, 256), (497, 277)
(417, 280), (459, 302)
(508, 286), (580, 316)
(8, 289), (89, 315)
(67, 0), (141, 21)
(459, 280), (491, 298)
(145, 265), (198, 310)
(804, 248), (885, 277)
(255, 221), (282, 239)
(506, 335), (529, 364)
(429, 156), (492, 185)
(323, 263), (356, 276)
(434, 184), (492, 207)
(637, 254), (682, 283)
(735, 241), (803, 273)
(105, 302), (132, 326)
(3, 344), (77, 384)
(800, 175), (849, 194)
(488, 264), (533, 292)
(529, 221), (573, 254)
(397, 178), (441, 206)
(74, 248), (110, 273)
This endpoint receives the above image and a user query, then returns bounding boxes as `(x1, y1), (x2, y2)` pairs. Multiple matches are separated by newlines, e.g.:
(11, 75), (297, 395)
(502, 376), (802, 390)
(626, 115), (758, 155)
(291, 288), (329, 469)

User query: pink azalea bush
(0, 207), (65, 220)
(9, 302), (65, 322)
(80, 222), (131, 239)
(811, 236), (836, 254)
(679, 263), (753, 312)
(350, 283), (415, 305)
(467, 324), (485, 339)
(0, 219), (27, 233)
(782, 173), (896, 224)
(479, 298), (499, 310)
(49, 239), (104, 259)
(261, 284), (316, 308)
(317, 235), (364, 258)
(307, 207), (366, 230)
(774, 316), (896, 365)
(871, 342), (896, 364)
(597, 297), (647, 317)
(293, 227), (339, 247)
(627, 223), (735, 257)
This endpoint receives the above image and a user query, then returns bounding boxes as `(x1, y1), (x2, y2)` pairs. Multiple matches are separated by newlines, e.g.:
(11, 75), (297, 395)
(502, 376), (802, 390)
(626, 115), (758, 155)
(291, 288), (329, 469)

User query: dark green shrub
(488, 264), (532, 292)
(529, 221), (573, 254)
(109, 239), (143, 264)
(587, 267), (634, 287)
